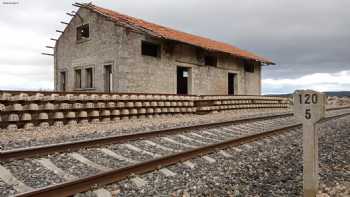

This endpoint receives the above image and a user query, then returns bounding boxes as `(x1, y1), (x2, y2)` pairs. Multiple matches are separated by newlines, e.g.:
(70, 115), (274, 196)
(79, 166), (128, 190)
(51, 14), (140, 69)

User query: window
(244, 60), (255, 73)
(104, 65), (112, 92)
(85, 68), (93, 88)
(76, 24), (89, 41)
(204, 55), (217, 66)
(59, 71), (66, 91)
(74, 69), (82, 89)
(141, 41), (160, 57)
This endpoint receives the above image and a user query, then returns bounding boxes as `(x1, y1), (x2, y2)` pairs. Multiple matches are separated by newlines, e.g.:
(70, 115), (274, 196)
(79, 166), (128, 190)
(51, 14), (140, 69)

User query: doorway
(60, 71), (66, 91)
(177, 66), (189, 94)
(228, 73), (236, 95)
(104, 65), (112, 92)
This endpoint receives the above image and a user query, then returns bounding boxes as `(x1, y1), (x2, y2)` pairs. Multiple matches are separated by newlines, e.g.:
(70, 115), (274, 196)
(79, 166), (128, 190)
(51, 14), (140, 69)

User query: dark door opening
(104, 65), (112, 92)
(177, 66), (189, 94)
(60, 71), (66, 91)
(228, 73), (236, 95)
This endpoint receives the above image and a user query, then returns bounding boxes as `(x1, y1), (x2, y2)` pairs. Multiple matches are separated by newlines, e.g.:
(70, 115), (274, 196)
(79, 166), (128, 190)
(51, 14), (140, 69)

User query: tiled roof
(83, 3), (274, 64)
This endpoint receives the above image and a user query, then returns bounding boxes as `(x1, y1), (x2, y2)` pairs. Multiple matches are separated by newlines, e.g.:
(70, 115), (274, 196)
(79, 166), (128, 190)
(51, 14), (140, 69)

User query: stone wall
(55, 7), (262, 95)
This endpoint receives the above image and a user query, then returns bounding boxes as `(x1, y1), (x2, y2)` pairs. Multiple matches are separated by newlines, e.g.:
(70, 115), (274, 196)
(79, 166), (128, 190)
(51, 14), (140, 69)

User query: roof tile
(84, 4), (274, 64)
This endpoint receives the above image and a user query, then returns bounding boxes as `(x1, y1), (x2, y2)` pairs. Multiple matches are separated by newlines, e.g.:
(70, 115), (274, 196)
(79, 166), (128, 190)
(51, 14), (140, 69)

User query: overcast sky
(0, 0), (349, 94)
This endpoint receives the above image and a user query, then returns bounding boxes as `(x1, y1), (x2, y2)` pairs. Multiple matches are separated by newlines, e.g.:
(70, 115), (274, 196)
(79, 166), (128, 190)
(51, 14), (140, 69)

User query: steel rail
(326, 105), (350, 111)
(0, 113), (292, 161)
(13, 111), (350, 197)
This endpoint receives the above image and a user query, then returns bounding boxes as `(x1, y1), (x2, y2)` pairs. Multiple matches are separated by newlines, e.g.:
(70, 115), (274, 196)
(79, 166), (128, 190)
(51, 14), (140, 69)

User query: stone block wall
(55, 7), (263, 95)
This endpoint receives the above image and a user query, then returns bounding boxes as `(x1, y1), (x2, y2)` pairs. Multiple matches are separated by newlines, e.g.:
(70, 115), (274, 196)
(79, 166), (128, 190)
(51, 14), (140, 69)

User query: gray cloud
(0, 0), (349, 92)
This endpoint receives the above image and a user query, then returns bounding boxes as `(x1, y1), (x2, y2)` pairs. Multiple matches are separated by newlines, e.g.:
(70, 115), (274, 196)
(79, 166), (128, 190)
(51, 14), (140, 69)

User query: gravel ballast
(0, 109), (349, 196)
(74, 149), (130, 169)
(0, 180), (16, 197)
(97, 115), (350, 196)
(48, 153), (100, 178)
(0, 159), (64, 189)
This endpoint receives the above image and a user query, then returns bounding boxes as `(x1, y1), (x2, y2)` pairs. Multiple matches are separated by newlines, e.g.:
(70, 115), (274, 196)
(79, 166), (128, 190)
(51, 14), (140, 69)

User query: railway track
(0, 108), (349, 197)
(0, 112), (293, 160)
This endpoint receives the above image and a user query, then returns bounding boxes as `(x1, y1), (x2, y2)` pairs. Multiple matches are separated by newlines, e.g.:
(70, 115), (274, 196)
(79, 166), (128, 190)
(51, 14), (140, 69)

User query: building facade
(54, 3), (274, 95)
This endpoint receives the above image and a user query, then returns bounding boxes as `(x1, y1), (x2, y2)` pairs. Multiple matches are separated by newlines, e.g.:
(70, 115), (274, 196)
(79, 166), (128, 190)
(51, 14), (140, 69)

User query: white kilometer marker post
(293, 90), (325, 197)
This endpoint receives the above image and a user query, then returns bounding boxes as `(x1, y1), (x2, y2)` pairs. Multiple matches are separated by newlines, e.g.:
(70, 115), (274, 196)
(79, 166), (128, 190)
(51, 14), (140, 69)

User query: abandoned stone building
(54, 3), (274, 95)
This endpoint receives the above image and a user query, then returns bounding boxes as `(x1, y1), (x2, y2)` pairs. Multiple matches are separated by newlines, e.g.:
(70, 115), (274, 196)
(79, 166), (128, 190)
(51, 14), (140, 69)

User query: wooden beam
(60, 21), (69, 25)
(66, 12), (74, 17)
(56, 30), (63, 33)
(42, 53), (54, 56)
(73, 2), (86, 7)
(67, 10), (83, 22)
(50, 38), (57, 41)
(46, 46), (54, 49)
(72, 4), (80, 8)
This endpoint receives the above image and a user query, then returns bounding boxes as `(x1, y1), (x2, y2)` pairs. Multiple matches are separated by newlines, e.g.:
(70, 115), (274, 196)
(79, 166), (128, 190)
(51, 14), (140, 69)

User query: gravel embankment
(0, 112), (347, 196)
(75, 148), (130, 169)
(96, 115), (350, 196)
(0, 109), (289, 150)
(48, 153), (100, 178)
(0, 180), (15, 197)
(0, 159), (64, 189)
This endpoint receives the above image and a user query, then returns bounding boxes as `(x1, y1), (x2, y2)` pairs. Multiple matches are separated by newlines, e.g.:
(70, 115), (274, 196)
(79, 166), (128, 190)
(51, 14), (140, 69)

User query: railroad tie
(254, 141), (264, 146)
(0, 164), (33, 193)
(286, 132), (294, 137)
(271, 136), (279, 141)
(221, 127), (243, 136)
(98, 148), (138, 164)
(202, 156), (216, 163)
(235, 126), (254, 134)
(219, 150), (232, 158)
(177, 134), (207, 144)
(253, 122), (267, 127)
(143, 140), (177, 152)
(130, 176), (147, 188)
(122, 144), (161, 158)
(190, 133), (220, 142)
(243, 144), (253, 149)
(69, 153), (111, 171)
(201, 131), (222, 139)
(212, 129), (236, 137)
(278, 134), (288, 139)
(161, 137), (197, 149)
(232, 147), (242, 152)
(220, 127), (235, 133)
(159, 168), (176, 177)
(217, 127), (244, 137)
(93, 188), (112, 197)
(182, 161), (196, 169)
(36, 158), (76, 180)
